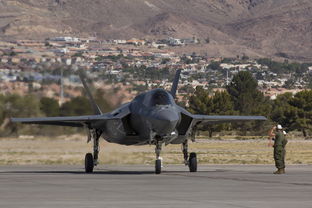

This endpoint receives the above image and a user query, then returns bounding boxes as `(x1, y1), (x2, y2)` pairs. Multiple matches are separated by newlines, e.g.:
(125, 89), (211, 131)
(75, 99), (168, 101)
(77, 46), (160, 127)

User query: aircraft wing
(192, 115), (267, 125)
(11, 114), (116, 127)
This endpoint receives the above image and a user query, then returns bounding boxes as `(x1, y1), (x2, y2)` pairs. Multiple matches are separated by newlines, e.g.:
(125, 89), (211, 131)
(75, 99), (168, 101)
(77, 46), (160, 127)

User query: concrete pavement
(0, 165), (311, 208)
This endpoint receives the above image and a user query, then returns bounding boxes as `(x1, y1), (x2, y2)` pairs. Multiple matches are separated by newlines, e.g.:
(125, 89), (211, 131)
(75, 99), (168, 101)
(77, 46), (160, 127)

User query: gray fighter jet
(11, 70), (266, 174)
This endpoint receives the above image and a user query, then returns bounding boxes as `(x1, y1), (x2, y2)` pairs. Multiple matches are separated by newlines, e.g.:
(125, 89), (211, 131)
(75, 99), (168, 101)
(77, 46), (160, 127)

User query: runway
(0, 165), (312, 208)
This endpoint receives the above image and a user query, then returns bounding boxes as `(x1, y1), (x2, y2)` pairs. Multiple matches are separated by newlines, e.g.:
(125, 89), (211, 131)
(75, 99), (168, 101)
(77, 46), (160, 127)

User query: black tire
(155, 159), (162, 174)
(189, 152), (197, 172)
(85, 153), (94, 173)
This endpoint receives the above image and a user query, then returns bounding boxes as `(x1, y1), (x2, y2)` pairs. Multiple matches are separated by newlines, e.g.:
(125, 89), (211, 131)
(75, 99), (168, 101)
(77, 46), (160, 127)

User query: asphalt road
(0, 165), (311, 208)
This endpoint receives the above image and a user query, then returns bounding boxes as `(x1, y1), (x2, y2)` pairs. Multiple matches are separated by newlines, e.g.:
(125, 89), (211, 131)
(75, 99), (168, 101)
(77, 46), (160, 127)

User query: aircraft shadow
(0, 170), (156, 175)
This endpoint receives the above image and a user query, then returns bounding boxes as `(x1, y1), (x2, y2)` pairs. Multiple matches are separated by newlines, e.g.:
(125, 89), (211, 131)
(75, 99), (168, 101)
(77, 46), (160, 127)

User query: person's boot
(281, 168), (285, 174)
(273, 168), (283, 174)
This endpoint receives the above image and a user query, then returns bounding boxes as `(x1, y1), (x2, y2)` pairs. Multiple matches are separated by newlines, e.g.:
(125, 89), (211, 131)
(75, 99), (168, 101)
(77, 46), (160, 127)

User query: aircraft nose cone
(150, 109), (180, 136)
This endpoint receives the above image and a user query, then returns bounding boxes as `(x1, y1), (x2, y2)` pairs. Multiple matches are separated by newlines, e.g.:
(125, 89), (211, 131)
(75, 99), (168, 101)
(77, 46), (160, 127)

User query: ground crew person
(272, 124), (288, 174)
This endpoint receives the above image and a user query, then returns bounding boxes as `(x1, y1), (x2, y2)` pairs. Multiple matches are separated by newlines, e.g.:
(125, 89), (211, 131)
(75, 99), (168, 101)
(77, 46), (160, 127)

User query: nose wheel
(155, 159), (162, 174)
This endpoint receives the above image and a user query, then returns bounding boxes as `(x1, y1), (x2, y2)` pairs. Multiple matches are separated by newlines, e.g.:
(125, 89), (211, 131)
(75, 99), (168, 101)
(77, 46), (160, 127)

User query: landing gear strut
(182, 140), (197, 172)
(182, 140), (188, 165)
(85, 129), (101, 173)
(155, 141), (162, 174)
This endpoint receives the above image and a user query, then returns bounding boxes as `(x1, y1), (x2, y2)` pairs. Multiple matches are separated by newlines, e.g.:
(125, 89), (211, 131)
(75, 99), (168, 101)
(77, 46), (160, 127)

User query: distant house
(181, 37), (199, 45)
(61, 57), (72, 65)
(168, 37), (184, 46)
(0, 56), (9, 63)
(16, 40), (45, 47)
(262, 88), (304, 100)
(151, 42), (168, 48)
(112, 40), (127, 44)
(10, 57), (21, 64)
(126, 39), (146, 46)
(53, 48), (69, 54)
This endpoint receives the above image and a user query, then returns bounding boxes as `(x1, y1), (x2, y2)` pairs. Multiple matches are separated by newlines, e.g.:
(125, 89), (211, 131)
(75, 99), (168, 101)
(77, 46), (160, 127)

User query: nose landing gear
(155, 141), (163, 174)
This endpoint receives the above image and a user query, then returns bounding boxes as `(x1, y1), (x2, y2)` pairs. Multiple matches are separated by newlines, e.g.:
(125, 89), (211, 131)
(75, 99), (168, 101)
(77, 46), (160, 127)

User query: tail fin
(78, 70), (102, 115)
(170, 69), (182, 98)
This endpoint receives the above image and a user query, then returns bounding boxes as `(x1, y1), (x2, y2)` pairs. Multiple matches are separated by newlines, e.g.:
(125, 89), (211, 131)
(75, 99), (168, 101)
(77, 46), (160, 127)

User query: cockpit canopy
(142, 89), (174, 107)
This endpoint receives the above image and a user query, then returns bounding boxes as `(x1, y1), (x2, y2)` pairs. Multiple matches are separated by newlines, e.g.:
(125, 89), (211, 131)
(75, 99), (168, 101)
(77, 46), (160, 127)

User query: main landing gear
(85, 129), (101, 173)
(154, 140), (197, 174)
(182, 141), (197, 172)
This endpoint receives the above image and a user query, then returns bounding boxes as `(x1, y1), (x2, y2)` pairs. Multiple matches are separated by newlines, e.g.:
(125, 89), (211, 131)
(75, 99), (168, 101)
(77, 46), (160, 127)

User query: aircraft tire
(85, 153), (94, 173)
(155, 159), (161, 174)
(189, 152), (197, 172)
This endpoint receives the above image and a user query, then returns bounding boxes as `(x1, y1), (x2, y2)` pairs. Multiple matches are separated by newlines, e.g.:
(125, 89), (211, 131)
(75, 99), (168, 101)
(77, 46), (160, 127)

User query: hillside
(0, 0), (312, 61)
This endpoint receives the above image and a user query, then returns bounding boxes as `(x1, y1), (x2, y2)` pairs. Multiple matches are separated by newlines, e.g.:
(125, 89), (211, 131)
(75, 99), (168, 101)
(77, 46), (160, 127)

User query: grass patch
(0, 136), (312, 165)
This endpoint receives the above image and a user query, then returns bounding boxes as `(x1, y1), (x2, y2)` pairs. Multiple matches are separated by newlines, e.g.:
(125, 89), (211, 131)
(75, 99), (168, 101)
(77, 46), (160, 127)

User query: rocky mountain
(0, 0), (312, 61)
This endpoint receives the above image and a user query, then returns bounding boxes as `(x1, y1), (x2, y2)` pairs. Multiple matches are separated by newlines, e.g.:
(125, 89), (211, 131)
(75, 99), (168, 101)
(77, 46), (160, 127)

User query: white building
(51, 37), (80, 42)
(168, 37), (184, 46)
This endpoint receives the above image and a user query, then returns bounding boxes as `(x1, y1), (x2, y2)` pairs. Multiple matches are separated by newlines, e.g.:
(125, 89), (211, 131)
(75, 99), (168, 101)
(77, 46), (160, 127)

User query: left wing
(192, 115), (267, 125)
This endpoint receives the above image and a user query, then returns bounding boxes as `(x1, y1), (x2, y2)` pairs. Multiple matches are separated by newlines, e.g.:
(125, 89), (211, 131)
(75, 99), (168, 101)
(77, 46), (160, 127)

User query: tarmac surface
(0, 165), (312, 208)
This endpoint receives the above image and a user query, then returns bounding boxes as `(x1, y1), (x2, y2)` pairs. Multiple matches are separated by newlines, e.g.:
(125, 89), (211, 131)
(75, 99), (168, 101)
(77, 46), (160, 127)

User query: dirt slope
(0, 0), (311, 60)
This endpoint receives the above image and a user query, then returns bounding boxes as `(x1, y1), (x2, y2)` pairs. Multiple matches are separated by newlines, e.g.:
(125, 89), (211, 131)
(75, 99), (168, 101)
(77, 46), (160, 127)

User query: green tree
(226, 71), (271, 134)
(94, 89), (113, 113)
(210, 91), (235, 115)
(241, 55), (249, 61)
(227, 71), (269, 115)
(0, 95), (5, 125)
(161, 58), (170, 65)
(40, 97), (60, 117)
(4, 94), (41, 118)
(289, 90), (312, 138)
(189, 87), (235, 137)
(270, 93), (298, 132)
(208, 61), (222, 70)
(188, 86), (211, 115)
(60, 96), (93, 116)
(1, 94), (41, 135)
(271, 90), (312, 138)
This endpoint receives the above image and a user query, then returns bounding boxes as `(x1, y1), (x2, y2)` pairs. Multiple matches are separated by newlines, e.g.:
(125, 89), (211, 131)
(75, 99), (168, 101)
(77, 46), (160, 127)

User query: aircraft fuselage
(101, 88), (185, 145)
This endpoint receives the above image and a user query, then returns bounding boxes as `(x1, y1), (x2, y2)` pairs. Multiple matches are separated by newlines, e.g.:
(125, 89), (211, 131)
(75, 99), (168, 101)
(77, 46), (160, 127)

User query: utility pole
(226, 68), (229, 86)
(60, 67), (64, 105)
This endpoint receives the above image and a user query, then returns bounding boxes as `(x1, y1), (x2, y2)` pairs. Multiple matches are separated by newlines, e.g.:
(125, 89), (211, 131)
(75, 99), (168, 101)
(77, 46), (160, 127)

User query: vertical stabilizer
(78, 70), (102, 115)
(170, 69), (182, 98)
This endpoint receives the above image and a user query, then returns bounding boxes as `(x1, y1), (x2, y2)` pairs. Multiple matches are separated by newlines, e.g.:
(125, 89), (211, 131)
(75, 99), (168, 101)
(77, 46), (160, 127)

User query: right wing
(10, 114), (111, 127)
(11, 103), (131, 128)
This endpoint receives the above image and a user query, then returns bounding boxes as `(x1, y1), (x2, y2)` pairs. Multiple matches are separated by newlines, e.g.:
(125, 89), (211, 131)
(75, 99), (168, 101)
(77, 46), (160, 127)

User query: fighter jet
(11, 70), (266, 174)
